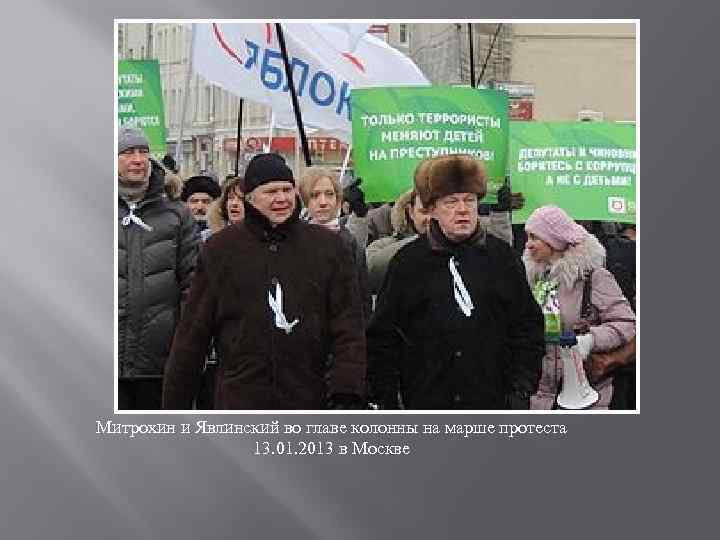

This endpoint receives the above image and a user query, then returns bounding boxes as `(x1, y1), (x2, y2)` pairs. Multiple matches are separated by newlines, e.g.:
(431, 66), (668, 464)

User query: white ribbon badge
(449, 256), (474, 317)
(268, 282), (299, 334)
(121, 203), (153, 232)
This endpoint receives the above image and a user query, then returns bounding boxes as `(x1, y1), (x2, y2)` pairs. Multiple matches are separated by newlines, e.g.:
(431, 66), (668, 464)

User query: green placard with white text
(118, 60), (166, 157)
(351, 86), (509, 203)
(509, 121), (636, 224)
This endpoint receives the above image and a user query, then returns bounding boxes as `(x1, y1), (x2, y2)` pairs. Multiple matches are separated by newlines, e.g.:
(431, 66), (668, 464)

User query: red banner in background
(308, 137), (349, 152)
(509, 99), (534, 121)
(223, 136), (349, 154)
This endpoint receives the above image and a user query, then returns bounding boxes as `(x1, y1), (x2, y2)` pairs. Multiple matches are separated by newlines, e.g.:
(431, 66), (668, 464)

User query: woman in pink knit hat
(523, 205), (636, 410)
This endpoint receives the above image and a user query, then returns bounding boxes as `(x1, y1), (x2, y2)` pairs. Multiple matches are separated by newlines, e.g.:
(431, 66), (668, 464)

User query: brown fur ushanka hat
(413, 154), (487, 207)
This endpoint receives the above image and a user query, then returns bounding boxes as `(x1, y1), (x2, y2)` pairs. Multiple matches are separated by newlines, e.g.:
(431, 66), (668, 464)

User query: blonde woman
(298, 167), (371, 322)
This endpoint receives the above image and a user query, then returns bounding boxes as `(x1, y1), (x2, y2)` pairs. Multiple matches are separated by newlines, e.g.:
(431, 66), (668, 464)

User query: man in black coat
(117, 127), (198, 409)
(367, 155), (544, 410)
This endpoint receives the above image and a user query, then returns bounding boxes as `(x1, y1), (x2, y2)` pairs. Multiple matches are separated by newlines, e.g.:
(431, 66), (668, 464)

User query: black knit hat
(181, 175), (222, 201)
(162, 154), (178, 174)
(243, 153), (294, 193)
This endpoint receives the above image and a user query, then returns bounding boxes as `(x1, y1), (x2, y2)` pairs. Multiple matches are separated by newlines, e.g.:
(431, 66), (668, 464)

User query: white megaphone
(556, 339), (599, 410)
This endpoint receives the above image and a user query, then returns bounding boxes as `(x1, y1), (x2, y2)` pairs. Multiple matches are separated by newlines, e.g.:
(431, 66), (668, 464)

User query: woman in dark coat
(298, 166), (372, 324)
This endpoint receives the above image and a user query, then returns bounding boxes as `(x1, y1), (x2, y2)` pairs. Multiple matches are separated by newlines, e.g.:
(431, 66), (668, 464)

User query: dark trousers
(195, 364), (218, 410)
(118, 379), (163, 410)
(610, 366), (636, 410)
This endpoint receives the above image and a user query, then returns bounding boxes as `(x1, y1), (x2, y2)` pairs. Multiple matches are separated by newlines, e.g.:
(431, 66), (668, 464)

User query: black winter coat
(118, 164), (198, 378)
(162, 199), (367, 410)
(602, 234), (636, 310)
(367, 221), (544, 409)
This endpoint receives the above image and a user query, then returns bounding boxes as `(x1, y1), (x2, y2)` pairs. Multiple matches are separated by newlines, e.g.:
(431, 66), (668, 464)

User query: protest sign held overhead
(192, 23), (429, 142)
(117, 60), (166, 156)
(352, 86), (509, 203)
(509, 121), (636, 223)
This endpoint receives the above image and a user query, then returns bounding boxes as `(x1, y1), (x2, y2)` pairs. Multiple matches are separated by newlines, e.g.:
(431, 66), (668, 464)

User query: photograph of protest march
(116, 21), (637, 412)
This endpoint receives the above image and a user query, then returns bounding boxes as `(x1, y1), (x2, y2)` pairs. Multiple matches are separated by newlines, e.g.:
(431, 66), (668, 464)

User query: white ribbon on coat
(449, 256), (474, 317)
(121, 202), (153, 232)
(268, 282), (299, 334)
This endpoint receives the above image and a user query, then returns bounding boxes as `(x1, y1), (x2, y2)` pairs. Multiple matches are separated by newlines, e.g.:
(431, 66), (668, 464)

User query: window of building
(163, 89), (168, 127)
(204, 85), (212, 121)
(177, 89), (183, 126)
(399, 24), (409, 46)
(223, 92), (230, 126)
(194, 76), (200, 121)
(177, 26), (183, 61)
(156, 28), (163, 62)
(163, 28), (168, 62)
(170, 89), (176, 127)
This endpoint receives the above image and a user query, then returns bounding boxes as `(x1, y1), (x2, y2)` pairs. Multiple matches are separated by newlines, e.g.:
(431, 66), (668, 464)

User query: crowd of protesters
(117, 126), (636, 411)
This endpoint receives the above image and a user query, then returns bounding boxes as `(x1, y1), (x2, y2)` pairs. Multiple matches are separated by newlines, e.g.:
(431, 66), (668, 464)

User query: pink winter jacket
(523, 234), (636, 410)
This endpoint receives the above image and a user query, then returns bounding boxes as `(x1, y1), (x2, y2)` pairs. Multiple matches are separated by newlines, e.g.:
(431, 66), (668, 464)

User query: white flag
(312, 22), (371, 53)
(192, 23), (429, 141)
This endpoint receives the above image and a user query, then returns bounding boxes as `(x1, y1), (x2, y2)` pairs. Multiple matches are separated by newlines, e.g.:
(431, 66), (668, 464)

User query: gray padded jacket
(118, 164), (198, 378)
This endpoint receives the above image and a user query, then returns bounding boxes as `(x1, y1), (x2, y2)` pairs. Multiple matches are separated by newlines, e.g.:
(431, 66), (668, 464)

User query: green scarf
(532, 271), (562, 339)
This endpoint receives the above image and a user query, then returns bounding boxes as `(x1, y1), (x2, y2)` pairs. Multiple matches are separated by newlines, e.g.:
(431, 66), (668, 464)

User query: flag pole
(275, 22), (312, 167)
(468, 23), (476, 88)
(339, 143), (352, 182)
(176, 23), (196, 173)
(234, 98), (244, 177)
(267, 112), (275, 152)
(477, 23), (503, 86)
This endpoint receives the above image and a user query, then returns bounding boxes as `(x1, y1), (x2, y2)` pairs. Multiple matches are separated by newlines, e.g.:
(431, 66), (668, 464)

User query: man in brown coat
(162, 153), (366, 410)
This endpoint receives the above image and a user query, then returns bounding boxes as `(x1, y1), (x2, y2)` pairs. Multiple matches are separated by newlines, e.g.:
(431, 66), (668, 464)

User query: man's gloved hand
(587, 354), (608, 384)
(366, 389), (401, 410)
(506, 390), (531, 410)
(491, 178), (525, 212)
(573, 333), (595, 360)
(343, 178), (369, 218)
(492, 183), (512, 212)
(510, 191), (525, 210)
(325, 393), (366, 410)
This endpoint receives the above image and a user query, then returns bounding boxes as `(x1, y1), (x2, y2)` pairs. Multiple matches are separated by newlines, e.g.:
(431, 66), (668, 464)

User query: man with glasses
(367, 154), (544, 410)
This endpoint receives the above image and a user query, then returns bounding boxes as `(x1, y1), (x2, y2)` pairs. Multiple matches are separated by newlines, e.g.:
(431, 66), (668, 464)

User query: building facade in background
(508, 23), (636, 121)
(400, 23), (512, 86)
(117, 22), (636, 177)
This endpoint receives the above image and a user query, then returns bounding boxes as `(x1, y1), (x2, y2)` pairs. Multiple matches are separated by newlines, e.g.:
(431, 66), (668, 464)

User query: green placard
(351, 86), (509, 203)
(509, 121), (636, 224)
(118, 60), (166, 157)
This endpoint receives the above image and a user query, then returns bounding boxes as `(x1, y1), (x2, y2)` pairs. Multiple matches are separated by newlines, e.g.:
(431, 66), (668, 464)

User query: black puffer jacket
(367, 220), (544, 409)
(118, 163), (198, 378)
